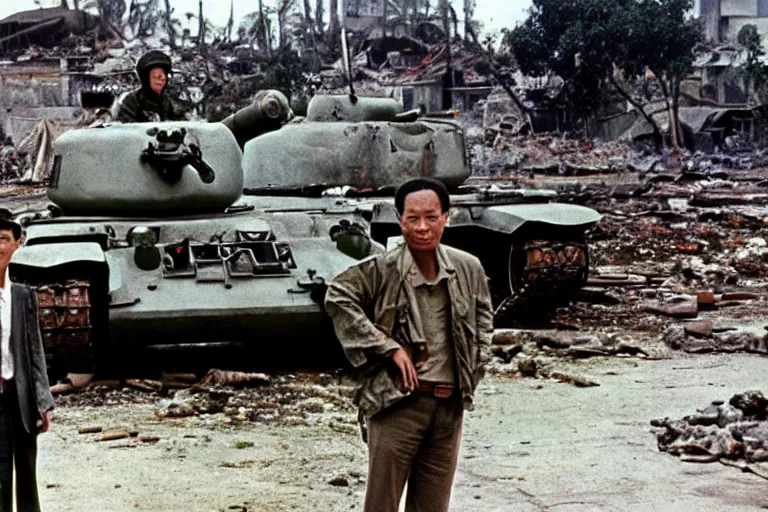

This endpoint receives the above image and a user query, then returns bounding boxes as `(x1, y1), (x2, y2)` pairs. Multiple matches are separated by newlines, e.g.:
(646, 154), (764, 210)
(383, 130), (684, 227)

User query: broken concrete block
(643, 298), (698, 318)
(492, 331), (524, 346)
(516, 356), (538, 377)
(684, 320), (714, 339)
(662, 325), (687, 350)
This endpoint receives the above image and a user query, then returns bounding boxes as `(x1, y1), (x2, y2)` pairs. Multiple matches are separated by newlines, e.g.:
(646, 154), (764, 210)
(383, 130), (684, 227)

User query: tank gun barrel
(221, 90), (294, 149)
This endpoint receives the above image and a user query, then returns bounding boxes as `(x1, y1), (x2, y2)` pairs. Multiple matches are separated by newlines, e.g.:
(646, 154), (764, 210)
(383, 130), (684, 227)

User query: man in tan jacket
(325, 177), (494, 512)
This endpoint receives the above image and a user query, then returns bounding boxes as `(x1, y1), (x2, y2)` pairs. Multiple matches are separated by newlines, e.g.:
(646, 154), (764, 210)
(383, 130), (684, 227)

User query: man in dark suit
(0, 207), (54, 512)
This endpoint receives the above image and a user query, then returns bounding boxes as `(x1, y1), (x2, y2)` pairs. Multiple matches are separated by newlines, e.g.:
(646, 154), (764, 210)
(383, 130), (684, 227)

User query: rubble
(662, 325), (768, 354)
(486, 330), (647, 386)
(651, 390), (768, 479)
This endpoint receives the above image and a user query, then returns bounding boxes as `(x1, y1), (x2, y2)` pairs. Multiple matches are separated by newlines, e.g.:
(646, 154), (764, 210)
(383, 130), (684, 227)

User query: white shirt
(0, 268), (14, 380)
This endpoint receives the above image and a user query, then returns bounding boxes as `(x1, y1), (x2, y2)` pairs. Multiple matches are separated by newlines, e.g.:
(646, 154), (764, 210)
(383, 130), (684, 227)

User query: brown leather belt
(417, 382), (455, 399)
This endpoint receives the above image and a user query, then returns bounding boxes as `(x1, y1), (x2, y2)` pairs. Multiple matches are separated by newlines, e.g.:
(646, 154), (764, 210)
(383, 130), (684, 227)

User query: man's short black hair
(395, 178), (450, 215)
(0, 208), (21, 240)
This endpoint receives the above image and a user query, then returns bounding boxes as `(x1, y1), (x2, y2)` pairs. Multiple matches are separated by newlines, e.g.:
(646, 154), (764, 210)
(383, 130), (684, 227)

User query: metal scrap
(651, 390), (768, 479)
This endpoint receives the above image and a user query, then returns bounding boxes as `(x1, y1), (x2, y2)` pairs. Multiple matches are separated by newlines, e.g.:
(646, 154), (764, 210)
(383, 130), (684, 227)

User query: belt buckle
(433, 385), (453, 399)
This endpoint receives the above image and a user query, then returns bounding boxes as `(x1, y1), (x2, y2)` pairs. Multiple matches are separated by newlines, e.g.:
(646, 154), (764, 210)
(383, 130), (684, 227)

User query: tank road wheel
(33, 280), (96, 382)
(500, 237), (589, 318)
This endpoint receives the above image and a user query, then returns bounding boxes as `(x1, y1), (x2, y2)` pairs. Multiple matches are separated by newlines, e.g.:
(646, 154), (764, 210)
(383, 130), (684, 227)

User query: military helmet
(136, 50), (172, 74)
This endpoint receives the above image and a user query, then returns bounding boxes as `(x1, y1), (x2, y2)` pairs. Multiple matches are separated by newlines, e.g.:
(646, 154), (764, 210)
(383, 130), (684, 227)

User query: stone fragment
(328, 475), (349, 487)
(684, 320), (713, 339)
(492, 331), (524, 346)
(643, 298), (698, 318)
(516, 356), (537, 377)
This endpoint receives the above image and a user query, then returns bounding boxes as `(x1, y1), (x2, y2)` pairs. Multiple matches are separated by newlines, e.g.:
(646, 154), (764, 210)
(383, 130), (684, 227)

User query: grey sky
(0, 0), (532, 38)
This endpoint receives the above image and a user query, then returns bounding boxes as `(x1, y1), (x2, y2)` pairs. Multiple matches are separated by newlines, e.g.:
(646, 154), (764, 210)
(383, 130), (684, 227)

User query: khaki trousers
(364, 393), (463, 512)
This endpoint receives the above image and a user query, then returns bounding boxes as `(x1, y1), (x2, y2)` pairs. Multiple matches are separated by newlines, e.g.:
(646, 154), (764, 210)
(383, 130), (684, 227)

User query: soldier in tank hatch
(115, 50), (185, 123)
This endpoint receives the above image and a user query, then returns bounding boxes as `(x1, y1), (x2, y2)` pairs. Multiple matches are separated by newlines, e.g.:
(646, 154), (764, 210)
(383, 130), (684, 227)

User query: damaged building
(700, 0), (768, 45)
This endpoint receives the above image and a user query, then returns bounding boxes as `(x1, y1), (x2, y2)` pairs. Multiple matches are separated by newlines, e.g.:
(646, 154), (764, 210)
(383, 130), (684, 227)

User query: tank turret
(305, 95), (403, 122)
(243, 95), (469, 192)
(49, 90), (293, 217)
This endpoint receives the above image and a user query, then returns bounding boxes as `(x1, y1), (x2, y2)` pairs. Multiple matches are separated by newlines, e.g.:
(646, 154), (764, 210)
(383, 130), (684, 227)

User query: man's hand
(39, 410), (52, 434)
(392, 348), (418, 393)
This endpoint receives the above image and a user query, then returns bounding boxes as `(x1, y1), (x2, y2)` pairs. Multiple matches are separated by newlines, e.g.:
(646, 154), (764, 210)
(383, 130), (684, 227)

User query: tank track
(34, 280), (95, 376)
(495, 239), (589, 320)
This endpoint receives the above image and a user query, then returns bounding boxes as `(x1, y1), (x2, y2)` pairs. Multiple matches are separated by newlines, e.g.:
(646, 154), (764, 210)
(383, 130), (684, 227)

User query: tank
(9, 90), (365, 376)
(241, 94), (603, 316)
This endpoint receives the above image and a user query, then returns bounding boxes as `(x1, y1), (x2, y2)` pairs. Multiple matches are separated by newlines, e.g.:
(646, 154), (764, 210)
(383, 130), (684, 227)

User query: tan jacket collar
(396, 243), (456, 283)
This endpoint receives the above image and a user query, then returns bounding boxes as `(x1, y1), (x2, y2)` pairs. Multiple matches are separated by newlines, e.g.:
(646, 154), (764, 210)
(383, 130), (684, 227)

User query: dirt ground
(4, 164), (768, 512)
(34, 348), (767, 512)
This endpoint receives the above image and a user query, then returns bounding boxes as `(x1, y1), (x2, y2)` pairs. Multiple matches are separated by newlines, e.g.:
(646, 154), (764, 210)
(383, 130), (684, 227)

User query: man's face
(0, 229), (20, 274)
(149, 67), (167, 95)
(399, 189), (448, 253)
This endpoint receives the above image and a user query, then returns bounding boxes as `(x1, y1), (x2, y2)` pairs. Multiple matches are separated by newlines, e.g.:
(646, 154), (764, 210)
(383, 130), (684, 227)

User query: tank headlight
(130, 226), (161, 271)
(130, 226), (156, 248)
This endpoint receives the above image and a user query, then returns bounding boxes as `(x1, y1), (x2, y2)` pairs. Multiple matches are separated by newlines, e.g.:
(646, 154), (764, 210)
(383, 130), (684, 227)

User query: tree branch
(466, 24), (529, 116)
(649, 66), (680, 149)
(608, 73), (663, 148)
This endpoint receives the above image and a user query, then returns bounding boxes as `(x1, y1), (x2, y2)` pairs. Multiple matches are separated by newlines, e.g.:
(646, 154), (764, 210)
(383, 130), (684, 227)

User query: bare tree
(197, 0), (205, 52)
(258, 0), (271, 55)
(163, 0), (178, 48)
(277, 0), (297, 49)
(302, 0), (317, 51)
(463, 0), (474, 39)
(315, 0), (324, 36)
(329, 0), (339, 34)
(225, 0), (234, 42)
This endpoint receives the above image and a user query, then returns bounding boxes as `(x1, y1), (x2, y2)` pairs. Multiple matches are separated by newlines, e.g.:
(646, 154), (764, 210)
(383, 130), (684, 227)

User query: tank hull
(11, 209), (362, 374)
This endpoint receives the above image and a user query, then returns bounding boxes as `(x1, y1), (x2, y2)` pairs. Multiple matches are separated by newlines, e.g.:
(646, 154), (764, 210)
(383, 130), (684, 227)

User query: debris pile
(485, 330), (652, 387)
(155, 375), (356, 430)
(651, 390), (768, 479)
(472, 130), (636, 176)
(55, 370), (357, 429)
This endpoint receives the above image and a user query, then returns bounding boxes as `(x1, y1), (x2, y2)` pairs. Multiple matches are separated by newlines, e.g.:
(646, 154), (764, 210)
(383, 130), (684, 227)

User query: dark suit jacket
(9, 284), (54, 435)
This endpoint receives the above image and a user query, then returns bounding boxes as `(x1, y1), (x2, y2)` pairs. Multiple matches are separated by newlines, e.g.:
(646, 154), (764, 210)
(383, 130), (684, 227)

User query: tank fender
(474, 203), (603, 234)
(369, 202), (602, 233)
(11, 242), (106, 269)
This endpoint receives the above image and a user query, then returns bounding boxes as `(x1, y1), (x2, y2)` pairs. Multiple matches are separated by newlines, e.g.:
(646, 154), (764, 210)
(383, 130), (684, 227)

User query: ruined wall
(721, 0), (758, 16)
(0, 59), (65, 108)
(1, 107), (78, 145)
(700, 0), (722, 41)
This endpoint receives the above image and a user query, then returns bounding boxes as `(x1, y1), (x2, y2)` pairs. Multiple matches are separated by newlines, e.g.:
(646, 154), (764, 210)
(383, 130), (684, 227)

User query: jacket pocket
(374, 305), (397, 337)
(455, 295), (477, 330)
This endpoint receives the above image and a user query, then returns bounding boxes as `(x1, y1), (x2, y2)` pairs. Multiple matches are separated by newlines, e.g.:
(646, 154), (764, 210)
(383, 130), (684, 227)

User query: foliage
(258, 45), (311, 100)
(503, 0), (702, 146)
(612, 0), (701, 87)
(503, 0), (626, 116)
(737, 24), (768, 101)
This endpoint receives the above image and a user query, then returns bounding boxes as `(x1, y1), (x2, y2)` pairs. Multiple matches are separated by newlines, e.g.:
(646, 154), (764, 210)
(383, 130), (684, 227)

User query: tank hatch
(48, 121), (243, 217)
